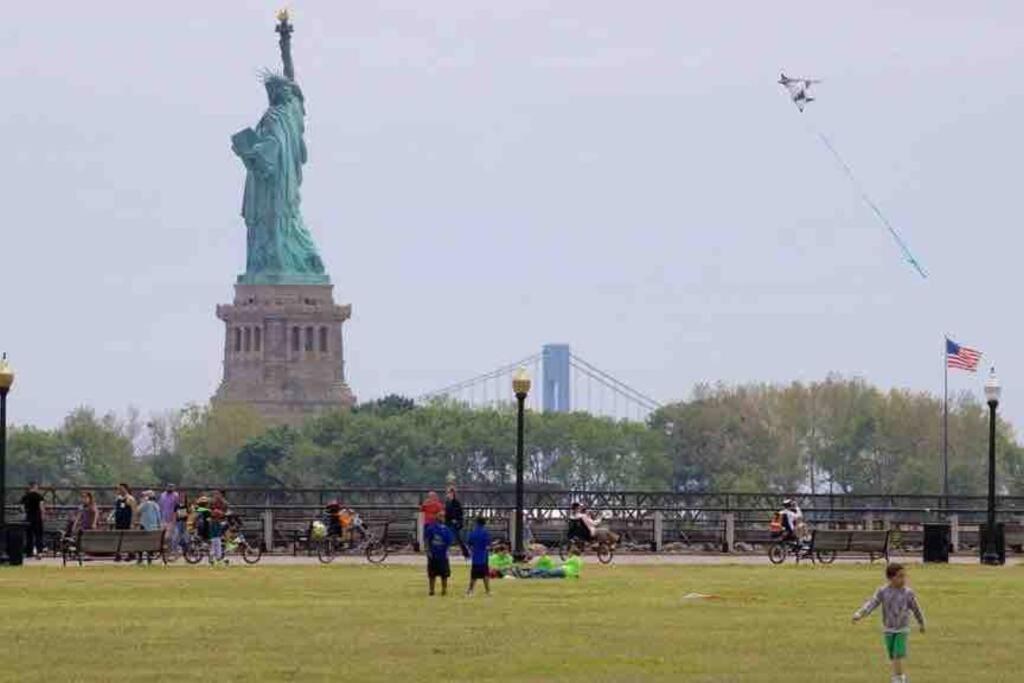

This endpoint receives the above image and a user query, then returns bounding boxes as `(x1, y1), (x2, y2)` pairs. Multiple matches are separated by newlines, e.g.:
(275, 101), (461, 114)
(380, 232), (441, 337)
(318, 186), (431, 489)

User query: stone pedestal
(214, 283), (355, 425)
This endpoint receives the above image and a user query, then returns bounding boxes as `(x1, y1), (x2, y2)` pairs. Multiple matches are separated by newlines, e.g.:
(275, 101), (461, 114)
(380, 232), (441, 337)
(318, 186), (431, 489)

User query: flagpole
(943, 336), (949, 510)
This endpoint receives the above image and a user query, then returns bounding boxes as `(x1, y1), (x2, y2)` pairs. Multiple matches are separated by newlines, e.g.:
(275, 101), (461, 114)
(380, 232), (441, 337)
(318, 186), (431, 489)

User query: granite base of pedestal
(214, 283), (355, 426)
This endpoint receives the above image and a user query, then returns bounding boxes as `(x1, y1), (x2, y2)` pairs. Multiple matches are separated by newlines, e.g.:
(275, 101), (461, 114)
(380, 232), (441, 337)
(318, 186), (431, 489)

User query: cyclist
(779, 498), (803, 542)
(567, 502), (593, 543)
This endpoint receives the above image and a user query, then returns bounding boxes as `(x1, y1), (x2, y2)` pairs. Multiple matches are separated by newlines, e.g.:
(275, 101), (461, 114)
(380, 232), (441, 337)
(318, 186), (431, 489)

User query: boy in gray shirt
(852, 563), (925, 683)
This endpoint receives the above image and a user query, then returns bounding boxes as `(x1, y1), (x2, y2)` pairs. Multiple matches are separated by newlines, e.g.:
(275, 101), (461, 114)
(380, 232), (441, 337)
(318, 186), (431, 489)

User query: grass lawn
(1, 562), (1022, 682)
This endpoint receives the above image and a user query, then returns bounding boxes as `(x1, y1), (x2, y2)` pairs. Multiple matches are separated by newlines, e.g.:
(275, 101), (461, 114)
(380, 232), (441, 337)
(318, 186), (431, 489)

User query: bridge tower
(542, 344), (571, 413)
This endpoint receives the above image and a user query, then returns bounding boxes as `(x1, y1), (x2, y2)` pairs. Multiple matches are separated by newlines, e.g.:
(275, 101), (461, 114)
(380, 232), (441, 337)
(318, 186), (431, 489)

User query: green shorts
(883, 632), (908, 660)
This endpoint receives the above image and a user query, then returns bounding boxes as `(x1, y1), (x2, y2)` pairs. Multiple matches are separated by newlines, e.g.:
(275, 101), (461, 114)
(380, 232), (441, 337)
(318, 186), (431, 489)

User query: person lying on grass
(852, 562), (925, 683)
(514, 549), (582, 579)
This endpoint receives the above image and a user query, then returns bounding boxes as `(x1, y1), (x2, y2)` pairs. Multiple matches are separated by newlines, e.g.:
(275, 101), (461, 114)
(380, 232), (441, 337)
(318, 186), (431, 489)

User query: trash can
(979, 523), (1006, 565)
(1, 524), (26, 566)
(922, 524), (950, 563)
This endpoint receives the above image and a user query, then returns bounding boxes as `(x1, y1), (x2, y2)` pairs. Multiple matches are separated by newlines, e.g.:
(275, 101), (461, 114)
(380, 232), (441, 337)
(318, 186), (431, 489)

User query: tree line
(7, 377), (1024, 495)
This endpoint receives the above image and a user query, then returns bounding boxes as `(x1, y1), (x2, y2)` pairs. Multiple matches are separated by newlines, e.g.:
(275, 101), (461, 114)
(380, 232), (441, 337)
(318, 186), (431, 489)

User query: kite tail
(811, 126), (928, 279)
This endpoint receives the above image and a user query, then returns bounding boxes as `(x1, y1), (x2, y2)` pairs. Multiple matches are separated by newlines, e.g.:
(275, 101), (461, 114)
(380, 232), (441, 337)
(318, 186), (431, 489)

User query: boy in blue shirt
(425, 510), (455, 596)
(466, 516), (492, 596)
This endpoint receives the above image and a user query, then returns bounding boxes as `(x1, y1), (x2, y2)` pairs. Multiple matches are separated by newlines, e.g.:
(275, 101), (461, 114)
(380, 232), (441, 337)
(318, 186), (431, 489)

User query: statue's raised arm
(276, 9), (296, 82)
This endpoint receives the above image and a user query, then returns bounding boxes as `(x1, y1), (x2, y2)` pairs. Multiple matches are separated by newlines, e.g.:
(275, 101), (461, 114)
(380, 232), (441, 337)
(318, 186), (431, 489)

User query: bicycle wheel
(768, 542), (788, 565)
(815, 549), (837, 565)
(365, 540), (388, 565)
(317, 538), (337, 564)
(241, 540), (263, 565)
(183, 539), (205, 565)
(596, 543), (614, 564)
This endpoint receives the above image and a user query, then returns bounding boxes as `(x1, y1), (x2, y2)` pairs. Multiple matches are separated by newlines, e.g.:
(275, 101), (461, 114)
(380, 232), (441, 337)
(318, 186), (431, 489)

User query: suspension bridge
(417, 344), (662, 422)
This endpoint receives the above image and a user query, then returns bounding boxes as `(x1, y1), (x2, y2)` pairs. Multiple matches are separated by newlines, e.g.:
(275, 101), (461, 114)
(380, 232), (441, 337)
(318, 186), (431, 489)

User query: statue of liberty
(231, 10), (328, 285)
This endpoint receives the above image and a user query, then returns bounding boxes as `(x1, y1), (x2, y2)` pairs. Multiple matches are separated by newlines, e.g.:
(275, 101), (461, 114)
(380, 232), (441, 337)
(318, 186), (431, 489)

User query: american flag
(946, 338), (982, 372)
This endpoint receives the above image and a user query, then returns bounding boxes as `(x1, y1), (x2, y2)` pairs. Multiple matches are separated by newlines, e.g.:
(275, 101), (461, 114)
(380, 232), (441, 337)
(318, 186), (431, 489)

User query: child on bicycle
(209, 508), (227, 566)
(852, 562), (925, 683)
(324, 501), (355, 544)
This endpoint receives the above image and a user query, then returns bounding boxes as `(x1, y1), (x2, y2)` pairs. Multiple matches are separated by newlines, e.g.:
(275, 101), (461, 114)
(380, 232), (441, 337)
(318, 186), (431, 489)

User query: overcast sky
(2, 2), (1022, 429)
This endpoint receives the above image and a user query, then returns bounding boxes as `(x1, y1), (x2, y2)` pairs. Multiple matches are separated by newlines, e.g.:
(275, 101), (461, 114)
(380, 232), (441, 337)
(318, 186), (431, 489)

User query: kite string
(806, 122), (928, 279)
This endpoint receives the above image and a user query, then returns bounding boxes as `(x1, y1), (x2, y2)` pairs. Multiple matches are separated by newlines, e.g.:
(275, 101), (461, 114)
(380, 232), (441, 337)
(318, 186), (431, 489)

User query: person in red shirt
(420, 491), (444, 527)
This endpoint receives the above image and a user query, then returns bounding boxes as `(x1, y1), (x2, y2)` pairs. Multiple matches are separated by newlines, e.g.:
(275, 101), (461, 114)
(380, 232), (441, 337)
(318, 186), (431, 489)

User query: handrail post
(653, 511), (663, 552)
(416, 511), (425, 553)
(263, 509), (274, 552)
(724, 512), (735, 553)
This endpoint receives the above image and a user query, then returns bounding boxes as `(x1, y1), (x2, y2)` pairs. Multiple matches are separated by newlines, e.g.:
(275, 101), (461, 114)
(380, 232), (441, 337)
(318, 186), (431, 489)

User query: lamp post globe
(982, 367), (1001, 566)
(0, 353), (14, 551)
(512, 368), (531, 562)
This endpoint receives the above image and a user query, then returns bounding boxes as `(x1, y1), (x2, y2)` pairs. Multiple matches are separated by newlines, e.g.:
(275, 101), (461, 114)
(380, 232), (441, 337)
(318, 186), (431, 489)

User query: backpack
(769, 512), (783, 536)
(194, 510), (211, 540)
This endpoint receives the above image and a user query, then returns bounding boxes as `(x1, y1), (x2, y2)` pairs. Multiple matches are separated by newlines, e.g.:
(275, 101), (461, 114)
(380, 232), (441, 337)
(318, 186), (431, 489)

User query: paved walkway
(25, 552), (1020, 567)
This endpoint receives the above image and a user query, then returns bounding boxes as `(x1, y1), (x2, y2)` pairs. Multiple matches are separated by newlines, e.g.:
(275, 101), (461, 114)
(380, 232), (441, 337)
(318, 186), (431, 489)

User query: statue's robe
(236, 94), (325, 280)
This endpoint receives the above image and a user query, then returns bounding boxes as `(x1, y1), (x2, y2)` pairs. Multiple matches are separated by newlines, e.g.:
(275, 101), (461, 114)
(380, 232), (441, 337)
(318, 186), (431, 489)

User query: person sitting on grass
(560, 550), (582, 579)
(852, 562), (925, 683)
(488, 543), (514, 578)
(424, 509), (455, 596)
(466, 516), (492, 596)
(517, 548), (581, 579)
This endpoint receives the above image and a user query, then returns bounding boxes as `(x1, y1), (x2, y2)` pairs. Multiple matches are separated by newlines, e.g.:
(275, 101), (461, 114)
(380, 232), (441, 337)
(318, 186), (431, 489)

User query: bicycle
(316, 518), (389, 565)
(558, 534), (615, 565)
(767, 536), (836, 565)
(182, 530), (262, 565)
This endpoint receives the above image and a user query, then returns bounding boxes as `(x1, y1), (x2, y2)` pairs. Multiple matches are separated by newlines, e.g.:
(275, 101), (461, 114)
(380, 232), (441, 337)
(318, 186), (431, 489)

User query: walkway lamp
(982, 367), (1002, 565)
(0, 354), (14, 557)
(512, 368), (531, 561)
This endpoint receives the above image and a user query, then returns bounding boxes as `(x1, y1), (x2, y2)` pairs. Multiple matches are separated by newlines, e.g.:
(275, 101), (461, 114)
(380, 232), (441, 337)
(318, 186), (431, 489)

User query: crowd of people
(419, 487), (584, 597)
(20, 482), (236, 564)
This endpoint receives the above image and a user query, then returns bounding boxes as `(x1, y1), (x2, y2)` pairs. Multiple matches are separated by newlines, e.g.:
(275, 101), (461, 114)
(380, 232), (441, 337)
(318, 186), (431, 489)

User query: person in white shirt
(780, 499), (804, 541)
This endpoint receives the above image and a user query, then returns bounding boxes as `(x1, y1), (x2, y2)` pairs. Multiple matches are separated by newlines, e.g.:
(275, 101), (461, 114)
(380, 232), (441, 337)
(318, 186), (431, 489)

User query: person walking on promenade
(72, 491), (99, 535)
(113, 483), (138, 561)
(158, 484), (179, 549)
(137, 490), (162, 565)
(212, 489), (230, 515)
(445, 486), (470, 558)
(421, 491), (443, 526)
(21, 482), (46, 559)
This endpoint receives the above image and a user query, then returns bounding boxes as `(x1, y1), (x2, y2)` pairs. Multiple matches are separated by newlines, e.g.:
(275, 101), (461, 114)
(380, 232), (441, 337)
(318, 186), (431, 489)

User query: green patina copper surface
(232, 15), (329, 286)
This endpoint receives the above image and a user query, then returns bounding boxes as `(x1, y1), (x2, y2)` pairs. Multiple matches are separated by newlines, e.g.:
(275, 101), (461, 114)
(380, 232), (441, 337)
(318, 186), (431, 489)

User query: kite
(778, 72), (928, 279)
(778, 73), (819, 112)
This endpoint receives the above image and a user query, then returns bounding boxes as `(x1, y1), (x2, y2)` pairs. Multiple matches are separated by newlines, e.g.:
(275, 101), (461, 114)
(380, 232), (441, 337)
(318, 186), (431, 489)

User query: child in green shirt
(488, 544), (514, 578)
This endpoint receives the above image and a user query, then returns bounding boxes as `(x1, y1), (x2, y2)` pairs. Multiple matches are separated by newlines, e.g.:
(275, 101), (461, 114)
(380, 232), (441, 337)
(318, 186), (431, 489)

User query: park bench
(63, 529), (166, 566)
(608, 518), (656, 550)
(671, 526), (724, 548)
(1004, 524), (1024, 553)
(529, 522), (566, 548)
(810, 529), (890, 563)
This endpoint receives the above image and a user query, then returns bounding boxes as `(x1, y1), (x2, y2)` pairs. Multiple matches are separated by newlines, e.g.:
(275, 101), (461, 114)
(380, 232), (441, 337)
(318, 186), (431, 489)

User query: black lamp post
(981, 367), (1002, 565)
(512, 368), (531, 562)
(0, 353), (15, 556)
